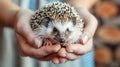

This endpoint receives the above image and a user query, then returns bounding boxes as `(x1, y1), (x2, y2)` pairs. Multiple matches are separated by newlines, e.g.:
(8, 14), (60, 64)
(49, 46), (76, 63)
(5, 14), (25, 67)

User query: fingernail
(53, 59), (59, 64)
(55, 60), (59, 64)
(35, 38), (42, 48)
(61, 53), (66, 57)
(82, 35), (88, 44)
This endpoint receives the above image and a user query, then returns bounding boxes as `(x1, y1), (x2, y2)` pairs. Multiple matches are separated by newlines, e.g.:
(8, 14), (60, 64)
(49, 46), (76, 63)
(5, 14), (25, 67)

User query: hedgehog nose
(60, 39), (65, 43)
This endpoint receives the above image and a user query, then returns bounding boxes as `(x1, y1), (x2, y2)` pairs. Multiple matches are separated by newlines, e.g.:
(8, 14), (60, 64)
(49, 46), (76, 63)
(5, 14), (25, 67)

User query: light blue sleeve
(80, 49), (95, 67)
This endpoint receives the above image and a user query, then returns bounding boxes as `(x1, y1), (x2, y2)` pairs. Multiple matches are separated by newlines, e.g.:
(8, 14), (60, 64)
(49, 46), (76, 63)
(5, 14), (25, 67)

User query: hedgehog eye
(66, 28), (71, 34)
(67, 28), (70, 32)
(42, 17), (51, 27)
(53, 27), (58, 32)
(53, 27), (59, 36)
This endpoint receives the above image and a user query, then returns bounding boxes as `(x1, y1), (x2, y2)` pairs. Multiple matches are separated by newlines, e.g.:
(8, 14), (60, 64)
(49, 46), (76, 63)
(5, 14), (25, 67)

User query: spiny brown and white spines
(30, 2), (84, 31)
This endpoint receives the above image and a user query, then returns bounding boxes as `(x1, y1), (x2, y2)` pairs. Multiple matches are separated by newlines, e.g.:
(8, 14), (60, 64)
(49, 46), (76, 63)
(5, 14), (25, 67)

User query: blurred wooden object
(95, 45), (112, 64)
(96, 25), (120, 44)
(94, 1), (118, 19)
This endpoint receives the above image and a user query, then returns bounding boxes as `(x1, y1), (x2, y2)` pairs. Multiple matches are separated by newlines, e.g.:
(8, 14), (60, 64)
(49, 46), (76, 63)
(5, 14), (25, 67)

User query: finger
(59, 57), (67, 64)
(58, 48), (67, 58)
(16, 21), (41, 48)
(17, 34), (61, 59)
(66, 53), (80, 61)
(51, 57), (60, 64)
(56, 48), (68, 64)
(36, 53), (57, 61)
(15, 10), (42, 48)
(80, 15), (97, 44)
(66, 39), (93, 55)
(58, 48), (80, 61)
(22, 43), (60, 61)
(24, 44), (61, 58)
(75, 7), (98, 44)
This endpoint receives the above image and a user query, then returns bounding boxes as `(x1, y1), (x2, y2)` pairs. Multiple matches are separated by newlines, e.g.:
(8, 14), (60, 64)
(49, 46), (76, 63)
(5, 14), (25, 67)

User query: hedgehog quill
(30, 2), (84, 47)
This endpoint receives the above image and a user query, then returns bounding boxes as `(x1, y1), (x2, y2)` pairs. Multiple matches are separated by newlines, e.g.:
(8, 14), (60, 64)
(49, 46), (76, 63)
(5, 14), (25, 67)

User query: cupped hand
(14, 9), (39, 47)
(52, 7), (98, 64)
(14, 9), (61, 61)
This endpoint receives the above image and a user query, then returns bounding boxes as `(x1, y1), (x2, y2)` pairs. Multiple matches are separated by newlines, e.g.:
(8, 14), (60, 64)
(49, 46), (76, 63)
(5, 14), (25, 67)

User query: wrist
(0, 8), (20, 28)
(11, 9), (20, 28)
(0, 0), (20, 28)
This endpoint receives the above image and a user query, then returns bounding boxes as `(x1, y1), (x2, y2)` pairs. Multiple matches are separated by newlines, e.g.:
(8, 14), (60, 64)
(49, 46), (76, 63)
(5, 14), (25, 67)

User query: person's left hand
(51, 7), (98, 64)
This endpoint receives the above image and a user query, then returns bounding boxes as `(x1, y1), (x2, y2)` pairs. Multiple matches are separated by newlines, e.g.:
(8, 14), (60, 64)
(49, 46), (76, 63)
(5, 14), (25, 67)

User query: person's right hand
(51, 7), (98, 64)
(14, 9), (61, 61)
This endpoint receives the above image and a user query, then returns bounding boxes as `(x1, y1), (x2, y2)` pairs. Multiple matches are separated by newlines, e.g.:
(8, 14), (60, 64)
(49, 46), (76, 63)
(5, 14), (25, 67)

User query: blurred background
(0, 0), (120, 67)
(92, 0), (120, 67)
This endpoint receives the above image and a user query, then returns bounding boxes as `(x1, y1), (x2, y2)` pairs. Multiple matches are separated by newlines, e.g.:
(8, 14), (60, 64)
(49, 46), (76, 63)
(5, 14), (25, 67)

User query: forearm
(64, 0), (97, 9)
(0, 0), (20, 28)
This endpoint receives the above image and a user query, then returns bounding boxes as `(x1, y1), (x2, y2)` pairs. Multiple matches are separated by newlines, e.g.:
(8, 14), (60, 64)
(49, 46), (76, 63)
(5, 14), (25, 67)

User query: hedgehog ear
(72, 17), (76, 25)
(42, 17), (51, 27)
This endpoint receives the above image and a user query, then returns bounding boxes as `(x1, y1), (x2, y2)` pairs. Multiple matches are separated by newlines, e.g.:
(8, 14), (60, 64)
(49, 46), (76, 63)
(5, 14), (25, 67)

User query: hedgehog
(30, 2), (84, 47)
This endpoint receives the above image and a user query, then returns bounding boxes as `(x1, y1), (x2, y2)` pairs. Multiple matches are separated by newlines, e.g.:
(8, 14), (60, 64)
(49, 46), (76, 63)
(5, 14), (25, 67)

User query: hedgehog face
(51, 20), (74, 44)
(43, 17), (82, 44)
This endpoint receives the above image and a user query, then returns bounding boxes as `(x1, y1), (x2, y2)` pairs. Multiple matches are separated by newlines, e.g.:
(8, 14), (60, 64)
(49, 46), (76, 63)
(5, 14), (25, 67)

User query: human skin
(52, 6), (98, 64)
(0, 0), (98, 64)
(0, 0), (61, 61)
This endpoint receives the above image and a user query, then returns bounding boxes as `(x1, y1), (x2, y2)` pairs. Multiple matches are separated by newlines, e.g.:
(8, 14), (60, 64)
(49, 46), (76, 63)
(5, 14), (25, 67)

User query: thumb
(21, 27), (42, 48)
(80, 14), (98, 45)
(15, 9), (42, 48)
(74, 7), (98, 45)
